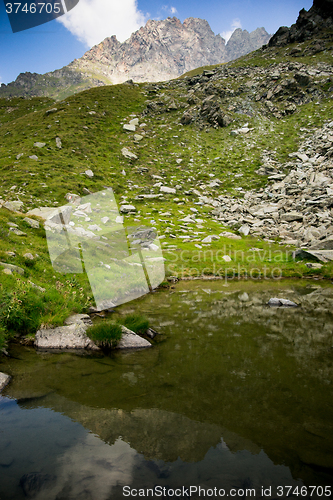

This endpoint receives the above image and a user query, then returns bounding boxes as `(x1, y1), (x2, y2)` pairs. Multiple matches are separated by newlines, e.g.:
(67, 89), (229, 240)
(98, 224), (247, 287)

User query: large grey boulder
(35, 315), (99, 350)
(3, 200), (24, 212)
(116, 326), (152, 349)
(27, 205), (72, 225)
(294, 249), (333, 263)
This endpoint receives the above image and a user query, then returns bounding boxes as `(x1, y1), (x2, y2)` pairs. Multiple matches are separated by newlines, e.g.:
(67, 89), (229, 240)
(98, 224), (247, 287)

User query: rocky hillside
(0, 17), (270, 100)
(0, 0), (333, 349)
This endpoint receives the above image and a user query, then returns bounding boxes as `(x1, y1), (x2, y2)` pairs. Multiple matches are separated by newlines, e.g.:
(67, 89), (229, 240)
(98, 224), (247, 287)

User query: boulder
(9, 228), (27, 236)
(23, 217), (40, 229)
(310, 236), (333, 250)
(219, 231), (242, 240)
(23, 253), (34, 260)
(27, 205), (72, 225)
(239, 224), (250, 236)
(34, 142), (46, 148)
(294, 249), (333, 263)
(3, 200), (24, 212)
(160, 186), (176, 194)
(123, 124), (136, 132)
(268, 298), (298, 307)
(121, 147), (138, 160)
(116, 326), (151, 349)
(35, 320), (99, 350)
(280, 212), (304, 222)
(55, 137), (62, 148)
(120, 204), (136, 213)
(85, 169), (94, 178)
(0, 262), (24, 275)
(0, 373), (11, 392)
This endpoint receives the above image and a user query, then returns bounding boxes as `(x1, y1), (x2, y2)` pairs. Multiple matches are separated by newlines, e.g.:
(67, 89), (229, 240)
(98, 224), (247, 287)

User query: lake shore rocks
(116, 326), (152, 349)
(35, 314), (99, 351)
(34, 314), (151, 351)
(0, 372), (11, 392)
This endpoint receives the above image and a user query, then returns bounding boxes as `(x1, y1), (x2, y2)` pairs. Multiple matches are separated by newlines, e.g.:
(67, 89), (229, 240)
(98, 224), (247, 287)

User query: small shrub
(0, 283), (44, 335)
(120, 314), (149, 335)
(86, 322), (122, 349)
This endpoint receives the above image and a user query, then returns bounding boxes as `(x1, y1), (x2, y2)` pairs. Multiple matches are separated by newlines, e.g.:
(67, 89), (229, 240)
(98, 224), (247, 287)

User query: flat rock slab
(35, 322), (99, 350)
(268, 298), (298, 307)
(0, 372), (11, 392)
(116, 326), (152, 349)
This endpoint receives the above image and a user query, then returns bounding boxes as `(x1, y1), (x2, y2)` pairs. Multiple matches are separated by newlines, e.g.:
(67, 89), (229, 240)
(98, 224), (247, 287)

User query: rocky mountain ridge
(69, 18), (271, 85)
(0, 17), (270, 99)
(269, 0), (333, 47)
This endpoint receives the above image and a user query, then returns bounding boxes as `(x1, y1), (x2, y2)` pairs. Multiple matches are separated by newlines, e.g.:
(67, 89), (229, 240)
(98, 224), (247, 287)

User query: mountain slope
(0, 0), (332, 348)
(0, 18), (270, 100)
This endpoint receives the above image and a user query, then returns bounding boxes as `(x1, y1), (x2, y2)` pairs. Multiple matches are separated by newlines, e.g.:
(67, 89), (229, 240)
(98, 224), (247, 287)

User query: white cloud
(221, 18), (242, 42)
(57, 0), (147, 47)
(162, 5), (178, 15)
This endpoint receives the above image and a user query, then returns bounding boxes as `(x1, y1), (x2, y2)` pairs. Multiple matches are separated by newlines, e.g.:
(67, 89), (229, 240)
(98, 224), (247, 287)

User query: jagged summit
(69, 17), (270, 85)
(0, 17), (270, 99)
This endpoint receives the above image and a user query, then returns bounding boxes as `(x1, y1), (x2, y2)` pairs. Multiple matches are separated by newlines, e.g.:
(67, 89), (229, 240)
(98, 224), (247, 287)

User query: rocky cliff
(69, 17), (271, 84)
(269, 0), (333, 47)
(0, 17), (270, 99)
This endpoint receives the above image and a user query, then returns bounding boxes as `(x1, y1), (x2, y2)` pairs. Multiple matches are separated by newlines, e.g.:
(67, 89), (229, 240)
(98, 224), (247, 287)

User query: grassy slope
(0, 37), (333, 344)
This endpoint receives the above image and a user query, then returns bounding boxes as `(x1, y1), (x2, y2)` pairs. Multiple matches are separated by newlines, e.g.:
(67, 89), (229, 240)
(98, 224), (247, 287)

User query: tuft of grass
(86, 321), (122, 349)
(120, 314), (149, 335)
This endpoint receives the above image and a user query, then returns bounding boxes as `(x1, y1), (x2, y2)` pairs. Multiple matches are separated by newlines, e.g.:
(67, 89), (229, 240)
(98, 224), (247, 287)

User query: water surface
(1, 280), (333, 499)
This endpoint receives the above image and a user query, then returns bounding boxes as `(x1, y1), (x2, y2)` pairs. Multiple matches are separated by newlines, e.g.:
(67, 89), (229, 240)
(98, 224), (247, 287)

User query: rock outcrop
(269, 0), (333, 47)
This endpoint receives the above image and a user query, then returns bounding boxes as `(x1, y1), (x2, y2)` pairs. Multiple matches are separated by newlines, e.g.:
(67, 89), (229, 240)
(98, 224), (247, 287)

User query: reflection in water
(1, 281), (333, 497)
(0, 396), (302, 500)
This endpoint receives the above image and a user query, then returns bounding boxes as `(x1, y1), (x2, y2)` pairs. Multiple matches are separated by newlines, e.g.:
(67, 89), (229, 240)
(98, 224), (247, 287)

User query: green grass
(119, 313), (149, 335)
(0, 38), (333, 345)
(86, 321), (122, 348)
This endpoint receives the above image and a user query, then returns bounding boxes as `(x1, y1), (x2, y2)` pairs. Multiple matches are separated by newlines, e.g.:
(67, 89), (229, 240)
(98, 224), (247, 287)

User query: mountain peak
(72, 17), (270, 85)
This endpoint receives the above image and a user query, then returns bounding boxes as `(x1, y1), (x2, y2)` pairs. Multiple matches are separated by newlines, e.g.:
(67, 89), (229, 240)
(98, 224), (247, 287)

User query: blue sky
(0, 0), (313, 85)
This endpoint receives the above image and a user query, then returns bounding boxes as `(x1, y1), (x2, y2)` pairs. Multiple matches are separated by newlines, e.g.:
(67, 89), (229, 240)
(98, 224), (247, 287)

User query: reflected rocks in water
(1, 280), (333, 495)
